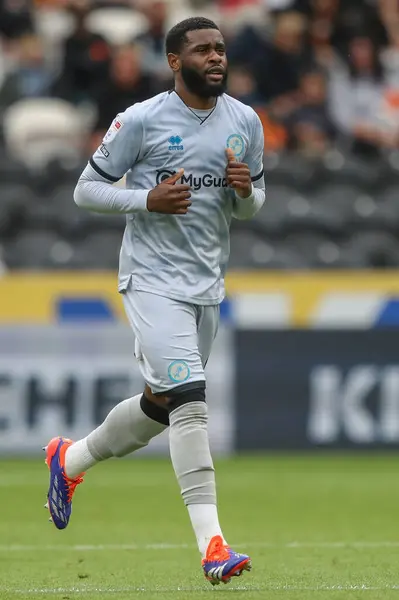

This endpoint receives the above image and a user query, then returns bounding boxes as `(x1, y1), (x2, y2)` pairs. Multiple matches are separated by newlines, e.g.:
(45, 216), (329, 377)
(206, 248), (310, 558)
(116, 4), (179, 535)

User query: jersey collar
(169, 90), (222, 127)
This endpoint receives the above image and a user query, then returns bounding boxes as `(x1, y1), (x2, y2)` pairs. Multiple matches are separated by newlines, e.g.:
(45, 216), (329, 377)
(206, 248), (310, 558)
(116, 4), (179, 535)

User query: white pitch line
(284, 541), (399, 549)
(1, 541), (399, 552)
(0, 543), (191, 552)
(2, 584), (399, 594)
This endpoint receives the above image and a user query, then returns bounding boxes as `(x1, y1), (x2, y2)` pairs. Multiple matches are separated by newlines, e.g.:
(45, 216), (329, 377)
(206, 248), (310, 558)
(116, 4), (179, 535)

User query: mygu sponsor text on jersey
(156, 170), (228, 191)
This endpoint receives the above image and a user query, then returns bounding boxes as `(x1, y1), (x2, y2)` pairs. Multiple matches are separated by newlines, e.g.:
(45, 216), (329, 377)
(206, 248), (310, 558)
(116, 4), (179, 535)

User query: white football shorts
(122, 287), (219, 395)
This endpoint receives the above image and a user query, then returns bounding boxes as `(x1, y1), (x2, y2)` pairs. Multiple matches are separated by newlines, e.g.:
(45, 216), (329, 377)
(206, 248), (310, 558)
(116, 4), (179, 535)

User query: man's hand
(226, 148), (252, 199)
(147, 169), (192, 214)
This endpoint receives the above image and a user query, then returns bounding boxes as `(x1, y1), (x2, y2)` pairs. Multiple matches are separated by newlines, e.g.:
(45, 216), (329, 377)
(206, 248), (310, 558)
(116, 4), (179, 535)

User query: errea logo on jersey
(168, 135), (184, 151)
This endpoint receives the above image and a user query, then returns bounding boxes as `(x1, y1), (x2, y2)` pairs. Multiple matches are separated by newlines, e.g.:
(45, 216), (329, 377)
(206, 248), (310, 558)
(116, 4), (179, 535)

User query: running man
(44, 16), (265, 586)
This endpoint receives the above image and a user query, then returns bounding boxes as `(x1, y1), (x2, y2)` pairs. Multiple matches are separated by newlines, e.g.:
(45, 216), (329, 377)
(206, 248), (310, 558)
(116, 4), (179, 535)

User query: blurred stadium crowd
(1, 0), (399, 271)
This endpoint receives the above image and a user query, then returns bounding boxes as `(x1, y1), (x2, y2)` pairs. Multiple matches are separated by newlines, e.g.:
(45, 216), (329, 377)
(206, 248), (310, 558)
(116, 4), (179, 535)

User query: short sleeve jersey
(91, 91), (264, 305)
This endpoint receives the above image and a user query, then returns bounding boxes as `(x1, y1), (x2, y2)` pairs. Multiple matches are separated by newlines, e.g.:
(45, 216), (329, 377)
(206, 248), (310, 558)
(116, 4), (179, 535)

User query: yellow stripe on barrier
(226, 271), (399, 326)
(0, 272), (126, 323)
(0, 271), (399, 324)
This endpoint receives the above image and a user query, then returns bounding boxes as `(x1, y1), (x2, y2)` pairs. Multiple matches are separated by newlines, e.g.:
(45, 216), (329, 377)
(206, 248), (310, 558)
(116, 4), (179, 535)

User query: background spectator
(1, 0), (399, 273)
(328, 36), (388, 156)
(52, 0), (111, 104)
(133, 0), (171, 85)
(0, 0), (33, 40)
(90, 43), (157, 150)
(229, 11), (312, 106)
(285, 68), (336, 156)
(0, 33), (53, 110)
(1, 0), (397, 160)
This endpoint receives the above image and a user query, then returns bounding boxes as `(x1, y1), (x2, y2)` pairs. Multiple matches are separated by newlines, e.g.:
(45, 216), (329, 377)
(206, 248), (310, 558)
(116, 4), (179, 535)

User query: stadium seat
(80, 211), (126, 236)
(378, 153), (399, 188)
(0, 184), (33, 235)
(374, 186), (399, 232)
(25, 184), (84, 235)
(3, 98), (86, 170)
(31, 159), (84, 194)
(344, 231), (399, 268)
(0, 182), (32, 207)
(310, 184), (365, 235)
(229, 228), (309, 269)
(33, 8), (76, 74)
(69, 231), (123, 269)
(0, 199), (21, 236)
(254, 185), (311, 235)
(86, 8), (148, 45)
(33, 8), (75, 45)
(0, 43), (6, 90)
(264, 153), (326, 192)
(229, 228), (271, 268)
(0, 144), (29, 183)
(3, 230), (74, 269)
(281, 232), (361, 269)
(324, 153), (386, 191)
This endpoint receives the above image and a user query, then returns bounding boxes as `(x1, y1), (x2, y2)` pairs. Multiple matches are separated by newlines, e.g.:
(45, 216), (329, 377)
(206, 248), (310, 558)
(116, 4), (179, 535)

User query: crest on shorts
(226, 134), (245, 160)
(168, 360), (190, 383)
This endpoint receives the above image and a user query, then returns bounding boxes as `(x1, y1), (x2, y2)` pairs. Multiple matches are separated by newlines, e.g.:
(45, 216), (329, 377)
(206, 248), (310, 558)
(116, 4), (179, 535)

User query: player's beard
(181, 63), (228, 99)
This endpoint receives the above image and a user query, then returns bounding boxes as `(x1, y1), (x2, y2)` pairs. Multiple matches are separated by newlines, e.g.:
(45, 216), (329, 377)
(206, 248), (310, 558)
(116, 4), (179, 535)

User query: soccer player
(44, 16), (265, 586)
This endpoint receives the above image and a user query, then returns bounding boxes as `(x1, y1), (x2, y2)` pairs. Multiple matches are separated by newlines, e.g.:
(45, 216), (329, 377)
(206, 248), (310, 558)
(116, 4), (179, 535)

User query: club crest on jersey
(168, 360), (190, 383)
(168, 135), (184, 151)
(227, 134), (245, 160)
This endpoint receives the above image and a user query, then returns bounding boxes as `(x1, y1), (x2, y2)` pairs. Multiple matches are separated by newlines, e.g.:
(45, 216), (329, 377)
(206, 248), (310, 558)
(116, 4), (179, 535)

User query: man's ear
(167, 53), (181, 73)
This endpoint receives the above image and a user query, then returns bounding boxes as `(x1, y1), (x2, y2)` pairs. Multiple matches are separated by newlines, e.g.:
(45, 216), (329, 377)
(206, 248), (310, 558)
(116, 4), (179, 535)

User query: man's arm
(74, 108), (192, 215)
(232, 111), (265, 220)
(74, 162), (149, 213)
(74, 108), (151, 214)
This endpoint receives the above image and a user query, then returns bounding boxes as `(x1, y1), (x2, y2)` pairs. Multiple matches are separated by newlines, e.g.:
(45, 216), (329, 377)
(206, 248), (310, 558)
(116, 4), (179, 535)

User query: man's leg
(154, 378), (251, 585)
(44, 287), (173, 529)
(44, 385), (169, 529)
(126, 292), (251, 584)
(123, 291), (227, 555)
(65, 386), (168, 479)
(166, 385), (223, 554)
(163, 304), (225, 557)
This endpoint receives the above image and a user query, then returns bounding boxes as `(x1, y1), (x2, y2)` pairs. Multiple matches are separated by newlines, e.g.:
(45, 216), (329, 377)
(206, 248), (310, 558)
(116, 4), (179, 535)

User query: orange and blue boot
(43, 437), (84, 530)
(202, 535), (252, 586)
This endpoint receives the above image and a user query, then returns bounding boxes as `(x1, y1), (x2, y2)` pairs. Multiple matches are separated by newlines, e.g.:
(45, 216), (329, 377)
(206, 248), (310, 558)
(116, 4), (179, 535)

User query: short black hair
(165, 17), (220, 55)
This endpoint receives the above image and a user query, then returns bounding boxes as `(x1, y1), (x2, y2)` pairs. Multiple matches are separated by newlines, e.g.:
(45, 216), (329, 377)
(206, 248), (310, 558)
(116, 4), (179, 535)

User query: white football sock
(65, 438), (97, 479)
(169, 401), (226, 557)
(65, 393), (168, 479)
(187, 504), (227, 557)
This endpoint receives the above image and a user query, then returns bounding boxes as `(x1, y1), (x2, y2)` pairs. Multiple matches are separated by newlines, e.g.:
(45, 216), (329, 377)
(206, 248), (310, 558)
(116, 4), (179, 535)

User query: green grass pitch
(1, 454), (399, 599)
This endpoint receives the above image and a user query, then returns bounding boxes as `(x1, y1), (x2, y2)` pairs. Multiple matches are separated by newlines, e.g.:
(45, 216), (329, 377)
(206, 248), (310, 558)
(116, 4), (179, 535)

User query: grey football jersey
(90, 91), (265, 305)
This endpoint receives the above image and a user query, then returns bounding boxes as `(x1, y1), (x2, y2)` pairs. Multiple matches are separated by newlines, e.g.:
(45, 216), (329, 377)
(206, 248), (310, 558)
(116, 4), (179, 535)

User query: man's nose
(208, 50), (222, 63)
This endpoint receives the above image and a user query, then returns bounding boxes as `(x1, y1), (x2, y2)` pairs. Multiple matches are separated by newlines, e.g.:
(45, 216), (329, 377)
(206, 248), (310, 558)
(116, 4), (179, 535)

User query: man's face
(301, 72), (326, 104)
(177, 29), (228, 98)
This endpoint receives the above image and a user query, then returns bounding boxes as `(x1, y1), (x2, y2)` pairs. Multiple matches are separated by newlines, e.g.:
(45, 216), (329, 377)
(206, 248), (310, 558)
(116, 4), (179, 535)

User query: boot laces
(206, 536), (230, 562)
(63, 473), (84, 503)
